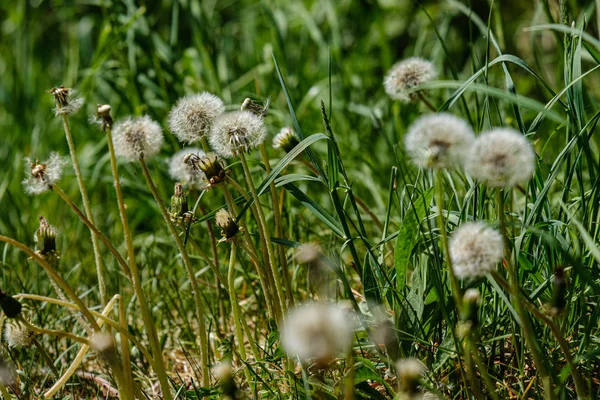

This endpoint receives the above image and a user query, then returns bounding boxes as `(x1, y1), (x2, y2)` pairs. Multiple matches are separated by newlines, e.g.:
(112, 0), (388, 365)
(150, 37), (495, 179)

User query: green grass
(0, 0), (599, 398)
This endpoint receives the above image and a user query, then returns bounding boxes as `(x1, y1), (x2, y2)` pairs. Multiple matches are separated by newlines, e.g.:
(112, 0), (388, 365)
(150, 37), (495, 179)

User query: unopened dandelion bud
(34, 216), (60, 264)
(168, 92), (225, 143)
(273, 127), (300, 153)
(396, 358), (425, 394)
(404, 113), (475, 169)
(241, 97), (270, 118)
(215, 209), (239, 240)
(112, 116), (164, 162)
(91, 333), (117, 364)
(209, 111), (267, 158)
(461, 288), (481, 325)
(384, 58), (437, 103)
(449, 222), (504, 279)
(48, 85), (84, 115)
(169, 148), (208, 190)
(169, 183), (191, 225)
(4, 320), (34, 349)
(550, 266), (567, 315)
(96, 104), (113, 131)
(23, 153), (65, 195)
(184, 152), (227, 187)
(466, 128), (536, 188)
(0, 292), (22, 319)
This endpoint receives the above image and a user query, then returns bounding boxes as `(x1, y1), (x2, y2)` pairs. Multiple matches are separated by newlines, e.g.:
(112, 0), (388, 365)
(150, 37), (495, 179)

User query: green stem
(468, 331), (500, 400)
(139, 157), (210, 387)
(104, 125), (173, 400)
(496, 188), (553, 400)
(187, 237), (228, 291)
(0, 235), (98, 330)
(32, 335), (59, 376)
(259, 144), (294, 307)
(60, 114), (106, 305)
(19, 317), (90, 345)
(238, 153), (287, 317)
(52, 185), (131, 279)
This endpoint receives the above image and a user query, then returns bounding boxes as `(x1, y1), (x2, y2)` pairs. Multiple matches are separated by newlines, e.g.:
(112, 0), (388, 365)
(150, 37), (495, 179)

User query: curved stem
(51, 185), (131, 279)
(139, 157), (210, 387)
(19, 317), (90, 346)
(60, 114), (106, 304)
(496, 189), (553, 400)
(0, 235), (98, 330)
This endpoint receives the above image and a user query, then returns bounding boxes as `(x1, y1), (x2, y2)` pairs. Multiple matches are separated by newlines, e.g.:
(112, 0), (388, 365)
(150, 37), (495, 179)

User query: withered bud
(170, 183), (192, 225)
(241, 97), (270, 118)
(185, 152), (227, 187)
(34, 216), (60, 264)
(215, 209), (240, 241)
(96, 104), (113, 131)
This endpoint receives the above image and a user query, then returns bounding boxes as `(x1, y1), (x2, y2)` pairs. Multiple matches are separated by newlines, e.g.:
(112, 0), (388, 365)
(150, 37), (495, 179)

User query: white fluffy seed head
(450, 222), (504, 279)
(384, 57), (437, 103)
(466, 128), (536, 187)
(112, 116), (164, 162)
(168, 92), (225, 143)
(168, 148), (207, 190)
(208, 111), (267, 158)
(4, 321), (34, 349)
(404, 113), (475, 169)
(280, 303), (355, 366)
(23, 153), (66, 195)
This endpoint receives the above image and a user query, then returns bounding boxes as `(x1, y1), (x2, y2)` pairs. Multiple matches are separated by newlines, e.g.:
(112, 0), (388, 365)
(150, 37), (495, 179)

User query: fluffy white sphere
(450, 222), (504, 279)
(208, 111), (267, 158)
(384, 57), (437, 103)
(23, 153), (66, 195)
(168, 92), (225, 143)
(112, 116), (164, 162)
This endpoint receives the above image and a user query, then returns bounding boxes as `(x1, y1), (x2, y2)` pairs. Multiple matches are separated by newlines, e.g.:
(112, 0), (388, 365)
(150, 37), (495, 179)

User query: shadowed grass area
(0, 0), (599, 398)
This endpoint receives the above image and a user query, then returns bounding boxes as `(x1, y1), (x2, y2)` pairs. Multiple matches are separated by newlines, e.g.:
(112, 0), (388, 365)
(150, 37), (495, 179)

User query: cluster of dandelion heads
(466, 128), (536, 187)
(48, 85), (84, 116)
(22, 153), (66, 195)
(168, 148), (207, 190)
(449, 222), (504, 279)
(280, 302), (355, 366)
(112, 116), (164, 162)
(209, 110), (267, 158)
(404, 113), (475, 169)
(168, 92), (225, 143)
(384, 57), (437, 103)
(273, 127), (300, 153)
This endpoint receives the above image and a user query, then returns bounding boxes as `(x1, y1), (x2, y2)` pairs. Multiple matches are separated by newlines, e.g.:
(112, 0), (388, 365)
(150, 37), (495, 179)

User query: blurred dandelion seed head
(384, 57), (437, 103)
(450, 222), (504, 279)
(49, 85), (84, 115)
(168, 92), (225, 143)
(273, 127), (300, 153)
(404, 113), (475, 169)
(23, 153), (65, 195)
(466, 128), (536, 187)
(169, 148), (207, 190)
(112, 116), (164, 161)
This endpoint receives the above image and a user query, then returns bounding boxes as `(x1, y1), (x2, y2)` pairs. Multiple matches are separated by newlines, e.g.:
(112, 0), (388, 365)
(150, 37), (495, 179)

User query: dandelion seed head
(112, 116), (164, 162)
(466, 128), (536, 187)
(450, 222), (504, 279)
(168, 148), (207, 190)
(404, 113), (475, 169)
(281, 303), (355, 366)
(168, 92), (225, 144)
(22, 153), (66, 195)
(384, 57), (437, 103)
(273, 127), (300, 153)
(49, 86), (84, 115)
(209, 111), (267, 158)
(4, 321), (33, 349)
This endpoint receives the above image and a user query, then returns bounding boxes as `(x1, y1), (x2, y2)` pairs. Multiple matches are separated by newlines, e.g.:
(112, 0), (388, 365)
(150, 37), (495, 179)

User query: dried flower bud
(184, 152), (227, 187)
(273, 127), (300, 153)
(215, 209), (239, 241)
(396, 358), (425, 394)
(461, 288), (481, 325)
(95, 104), (113, 131)
(170, 183), (193, 225)
(241, 97), (270, 118)
(0, 292), (22, 319)
(4, 320), (34, 349)
(23, 153), (66, 195)
(34, 216), (60, 264)
(48, 85), (84, 115)
(209, 111), (267, 158)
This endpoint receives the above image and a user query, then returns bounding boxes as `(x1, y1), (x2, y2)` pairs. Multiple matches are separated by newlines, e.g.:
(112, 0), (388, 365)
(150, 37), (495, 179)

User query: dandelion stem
(51, 185), (132, 279)
(0, 235), (98, 330)
(59, 113), (107, 305)
(238, 152), (287, 318)
(139, 157), (210, 387)
(18, 316), (90, 345)
(416, 92), (437, 112)
(467, 331), (500, 400)
(495, 188), (554, 400)
(31, 335), (59, 376)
